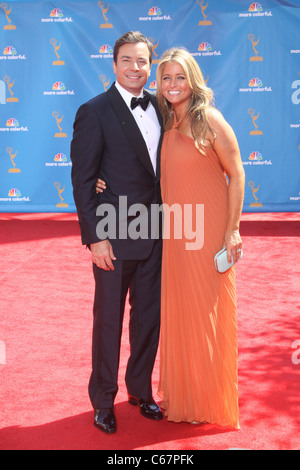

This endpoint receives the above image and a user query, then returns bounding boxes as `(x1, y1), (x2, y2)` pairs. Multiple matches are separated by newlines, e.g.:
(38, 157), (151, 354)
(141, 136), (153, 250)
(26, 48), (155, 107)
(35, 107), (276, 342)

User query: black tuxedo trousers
(90, 238), (162, 408)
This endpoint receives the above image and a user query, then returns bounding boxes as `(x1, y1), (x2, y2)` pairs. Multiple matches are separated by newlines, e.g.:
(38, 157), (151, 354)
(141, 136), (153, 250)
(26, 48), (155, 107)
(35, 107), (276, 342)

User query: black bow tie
(131, 95), (150, 111)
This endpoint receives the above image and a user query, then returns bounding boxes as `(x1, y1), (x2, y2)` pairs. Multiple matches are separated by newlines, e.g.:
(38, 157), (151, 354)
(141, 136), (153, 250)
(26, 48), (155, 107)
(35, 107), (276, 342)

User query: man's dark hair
(113, 31), (153, 65)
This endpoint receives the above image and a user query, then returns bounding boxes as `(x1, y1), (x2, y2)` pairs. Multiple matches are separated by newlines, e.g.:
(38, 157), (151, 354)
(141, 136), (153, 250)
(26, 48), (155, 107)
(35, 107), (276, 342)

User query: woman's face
(161, 61), (192, 109)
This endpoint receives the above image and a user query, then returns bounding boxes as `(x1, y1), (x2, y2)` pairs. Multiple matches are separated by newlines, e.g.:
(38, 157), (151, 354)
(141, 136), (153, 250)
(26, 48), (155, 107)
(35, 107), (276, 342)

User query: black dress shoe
(94, 408), (116, 434)
(128, 396), (163, 420)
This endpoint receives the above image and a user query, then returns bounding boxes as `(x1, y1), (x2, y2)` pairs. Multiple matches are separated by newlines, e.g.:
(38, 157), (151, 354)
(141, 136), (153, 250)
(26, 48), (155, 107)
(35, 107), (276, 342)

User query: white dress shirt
(115, 81), (160, 174)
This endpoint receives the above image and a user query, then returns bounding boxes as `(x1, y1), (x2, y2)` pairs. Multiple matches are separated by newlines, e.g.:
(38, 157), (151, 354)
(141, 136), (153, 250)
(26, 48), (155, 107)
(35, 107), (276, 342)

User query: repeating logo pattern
(0, 1), (299, 212)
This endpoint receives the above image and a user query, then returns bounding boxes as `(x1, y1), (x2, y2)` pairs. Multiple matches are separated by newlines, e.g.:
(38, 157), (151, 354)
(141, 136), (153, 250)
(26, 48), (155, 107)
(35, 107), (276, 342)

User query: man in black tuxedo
(71, 32), (163, 433)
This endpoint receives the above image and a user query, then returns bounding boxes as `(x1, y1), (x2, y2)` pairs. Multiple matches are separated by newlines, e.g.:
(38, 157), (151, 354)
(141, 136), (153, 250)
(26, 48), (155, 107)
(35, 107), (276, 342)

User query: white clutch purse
(214, 247), (243, 273)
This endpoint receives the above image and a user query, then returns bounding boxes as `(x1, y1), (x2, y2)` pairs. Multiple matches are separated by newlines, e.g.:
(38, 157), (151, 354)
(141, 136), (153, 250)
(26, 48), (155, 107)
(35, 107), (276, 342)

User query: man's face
(113, 42), (151, 96)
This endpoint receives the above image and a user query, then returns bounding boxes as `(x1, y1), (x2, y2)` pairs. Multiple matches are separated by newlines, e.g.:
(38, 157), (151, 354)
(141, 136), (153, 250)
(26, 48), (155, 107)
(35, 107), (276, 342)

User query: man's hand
(91, 240), (116, 271)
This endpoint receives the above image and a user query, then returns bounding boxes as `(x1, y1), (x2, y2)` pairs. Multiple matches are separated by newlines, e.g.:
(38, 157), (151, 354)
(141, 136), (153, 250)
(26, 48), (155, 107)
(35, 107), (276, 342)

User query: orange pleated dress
(158, 115), (239, 429)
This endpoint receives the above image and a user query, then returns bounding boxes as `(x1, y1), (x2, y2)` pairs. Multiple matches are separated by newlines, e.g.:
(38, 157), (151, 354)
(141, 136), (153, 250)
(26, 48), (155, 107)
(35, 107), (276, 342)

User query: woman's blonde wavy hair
(156, 47), (215, 153)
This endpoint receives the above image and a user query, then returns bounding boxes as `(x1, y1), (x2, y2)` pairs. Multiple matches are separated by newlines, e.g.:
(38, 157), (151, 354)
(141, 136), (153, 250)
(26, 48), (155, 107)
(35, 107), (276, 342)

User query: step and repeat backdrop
(0, 0), (299, 213)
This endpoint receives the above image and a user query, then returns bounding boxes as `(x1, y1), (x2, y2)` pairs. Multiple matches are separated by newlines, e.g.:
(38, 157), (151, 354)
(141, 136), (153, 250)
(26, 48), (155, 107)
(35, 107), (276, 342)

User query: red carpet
(0, 212), (300, 450)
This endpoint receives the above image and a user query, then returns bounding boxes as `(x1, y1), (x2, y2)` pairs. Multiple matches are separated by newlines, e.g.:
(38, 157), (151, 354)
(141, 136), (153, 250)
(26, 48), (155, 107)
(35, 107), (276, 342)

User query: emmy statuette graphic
(98, 1), (113, 28)
(248, 34), (263, 61)
(50, 39), (65, 65)
(1, 2), (16, 29)
(99, 75), (110, 91)
(248, 108), (263, 135)
(6, 147), (21, 173)
(149, 37), (160, 64)
(54, 182), (68, 208)
(52, 112), (67, 137)
(3, 76), (18, 102)
(248, 181), (263, 207)
(197, 0), (212, 25)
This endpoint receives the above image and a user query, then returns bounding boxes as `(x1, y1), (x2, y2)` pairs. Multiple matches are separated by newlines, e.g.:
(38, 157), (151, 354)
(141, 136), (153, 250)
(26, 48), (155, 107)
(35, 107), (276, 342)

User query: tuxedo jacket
(71, 82), (163, 260)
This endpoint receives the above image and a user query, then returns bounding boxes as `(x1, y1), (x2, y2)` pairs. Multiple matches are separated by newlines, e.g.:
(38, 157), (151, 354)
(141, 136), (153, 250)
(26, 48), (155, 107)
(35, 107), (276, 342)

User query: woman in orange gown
(156, 48), (245, 429)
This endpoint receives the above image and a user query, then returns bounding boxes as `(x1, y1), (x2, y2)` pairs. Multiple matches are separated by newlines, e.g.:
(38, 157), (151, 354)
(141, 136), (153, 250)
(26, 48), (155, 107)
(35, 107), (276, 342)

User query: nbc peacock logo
(45, 153), (71, 167)
(192, 41), (221, 58)
(199, 42), (212, 52)
(249, 78), (263, 88)
(4, 46), (16, 55)
(249, 2), (263, 12)
(149, 6), (162, 16)
(239, 77), (272, 93)
(91, 44), (113, 59)
(55, 153), (71, 166)
(0, 187), (29, 202)
(239, 2), (272, 17)
(249, 151), (262, 161)
(44, 81), (74, 96)
(0, 117), (28, 132)
(139, 5), (171, 21)
(54, 153), (67, 162)
(99, 44), (113, 53)
(1, 46), (26, 60)
(50, 8), (63, 17)
(3, 188), (30, 202)
(6, 117), (19, 127)
(52, 81), (65, 91)
(41, 7), (73, 22)
(8, 188), (21, 197)
(149, 81), (156, 90)
(242, 150), (272, 166)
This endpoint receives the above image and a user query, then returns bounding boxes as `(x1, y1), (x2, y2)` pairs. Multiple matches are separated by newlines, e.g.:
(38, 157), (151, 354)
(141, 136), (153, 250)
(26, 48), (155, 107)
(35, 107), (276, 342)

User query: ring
(237, 249), (241, 252)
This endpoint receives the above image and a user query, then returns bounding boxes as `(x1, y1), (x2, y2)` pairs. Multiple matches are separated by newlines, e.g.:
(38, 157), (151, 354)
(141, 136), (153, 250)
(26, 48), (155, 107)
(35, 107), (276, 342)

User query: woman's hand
(95, 178), (106, 193)
(224, 229), (242, 265)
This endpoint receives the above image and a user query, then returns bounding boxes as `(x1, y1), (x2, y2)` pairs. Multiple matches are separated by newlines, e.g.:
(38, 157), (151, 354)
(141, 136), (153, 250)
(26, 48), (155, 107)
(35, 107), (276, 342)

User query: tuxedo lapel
(107, 83), (160, 178)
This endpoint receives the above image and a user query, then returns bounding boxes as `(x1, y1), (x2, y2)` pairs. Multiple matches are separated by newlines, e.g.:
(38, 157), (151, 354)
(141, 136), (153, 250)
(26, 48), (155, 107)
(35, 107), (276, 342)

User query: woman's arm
(208, 108), (245, 264)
